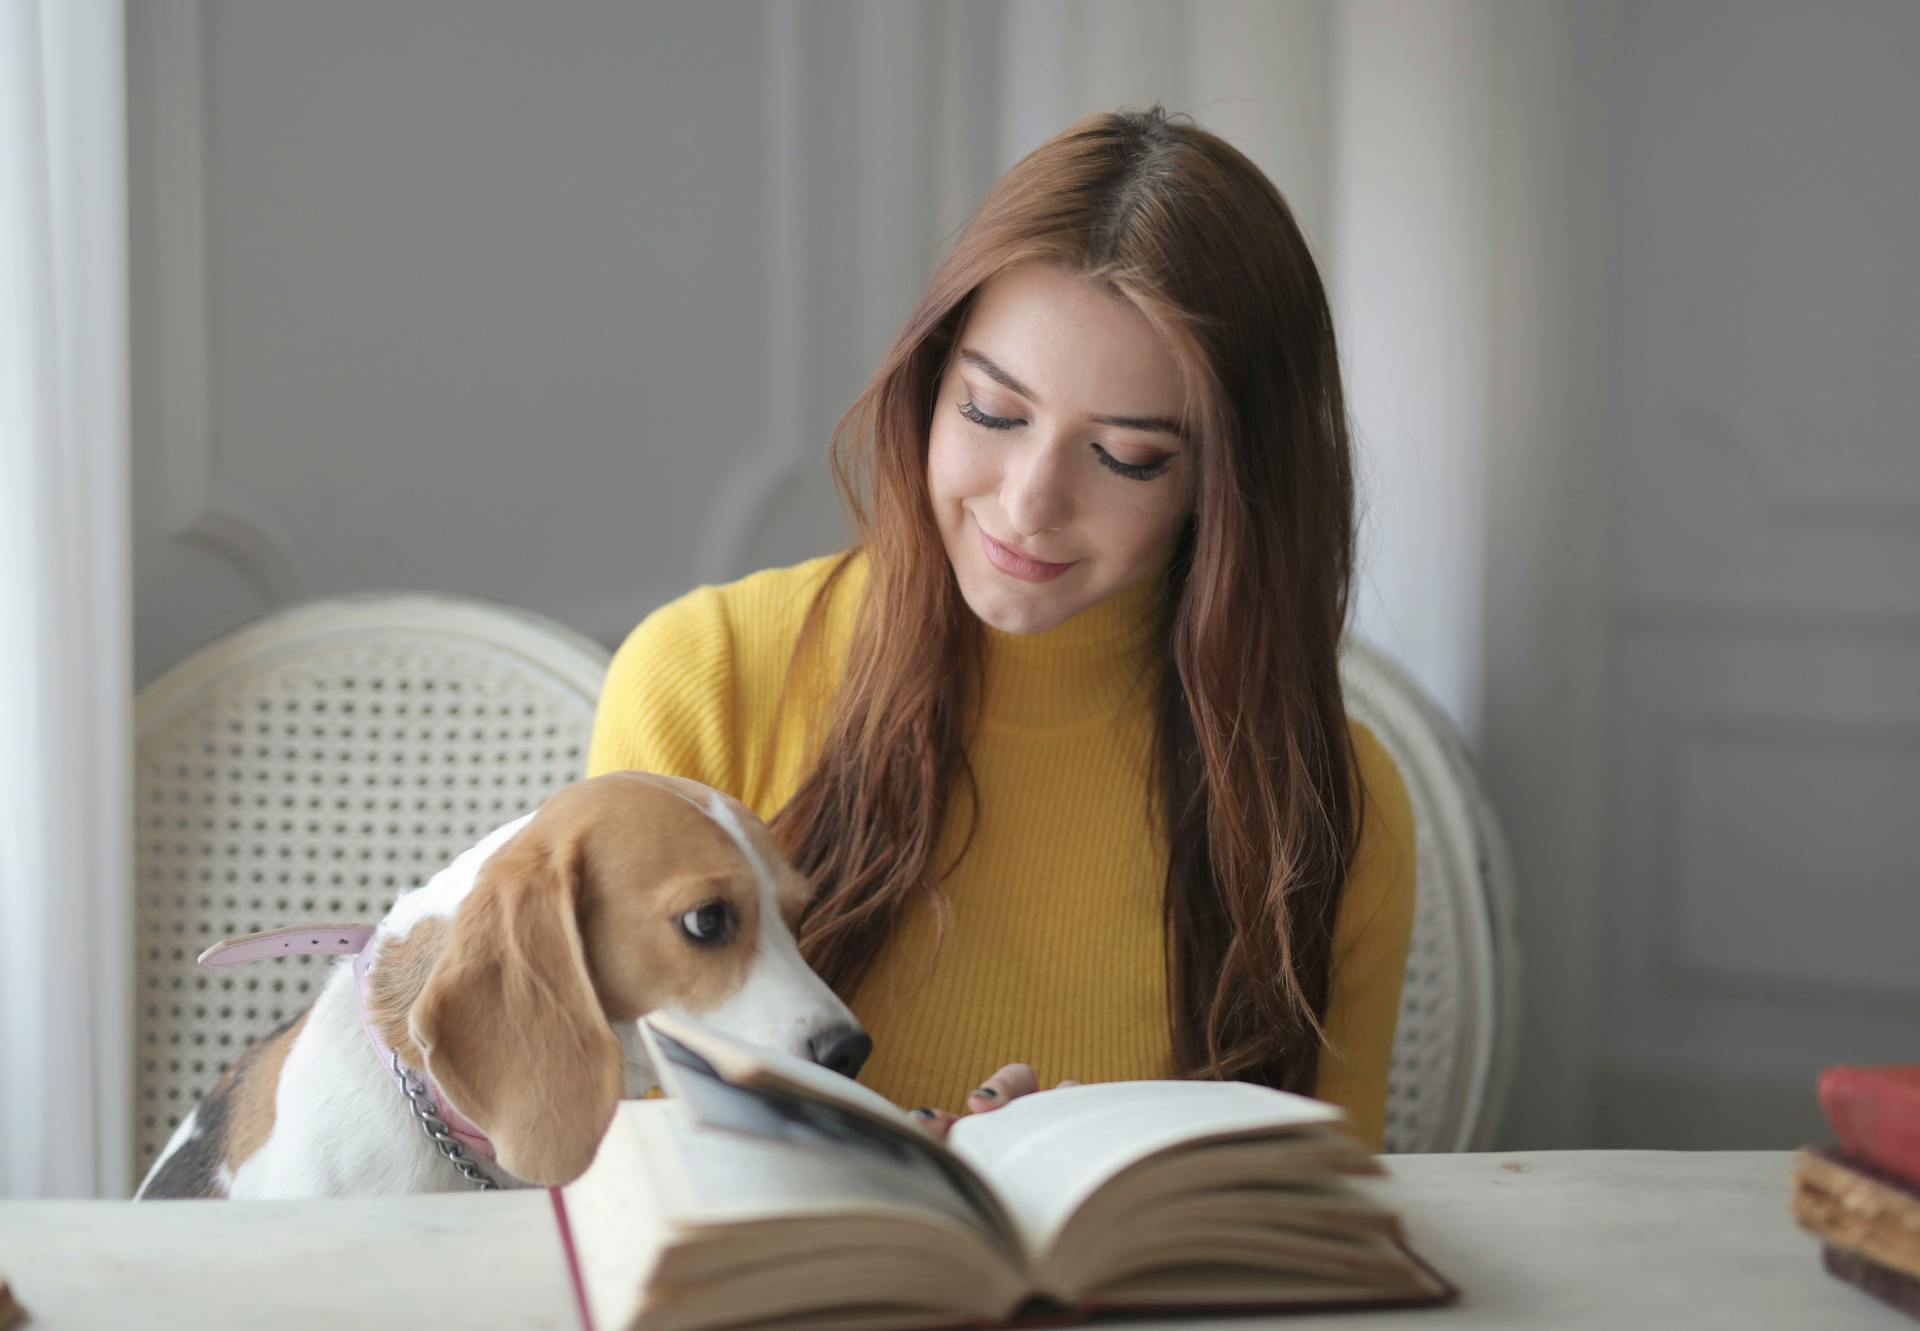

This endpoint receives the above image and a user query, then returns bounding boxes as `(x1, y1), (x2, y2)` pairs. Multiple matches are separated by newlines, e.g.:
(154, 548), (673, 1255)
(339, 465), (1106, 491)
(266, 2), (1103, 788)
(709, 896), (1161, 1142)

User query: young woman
(587, 106), (1414, 1149)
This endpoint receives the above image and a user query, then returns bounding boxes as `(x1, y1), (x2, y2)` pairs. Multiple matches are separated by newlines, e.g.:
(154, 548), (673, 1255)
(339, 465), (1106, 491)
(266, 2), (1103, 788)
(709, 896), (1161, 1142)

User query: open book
(551, 1013), (1456, 1331)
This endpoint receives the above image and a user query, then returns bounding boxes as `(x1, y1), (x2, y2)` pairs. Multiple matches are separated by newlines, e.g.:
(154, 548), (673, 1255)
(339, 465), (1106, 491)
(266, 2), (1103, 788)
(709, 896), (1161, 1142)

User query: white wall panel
(1601, 0), (1920, 1147)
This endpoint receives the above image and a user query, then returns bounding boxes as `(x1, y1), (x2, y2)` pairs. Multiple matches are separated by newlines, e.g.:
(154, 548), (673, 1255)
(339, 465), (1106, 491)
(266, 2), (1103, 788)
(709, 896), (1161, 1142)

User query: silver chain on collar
(391, 1050), (498, 1191)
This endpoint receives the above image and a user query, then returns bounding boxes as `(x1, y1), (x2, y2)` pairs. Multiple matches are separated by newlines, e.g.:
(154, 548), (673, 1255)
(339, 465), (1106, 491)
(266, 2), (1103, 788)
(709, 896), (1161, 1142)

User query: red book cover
(1820, 1066), (1920, 1190)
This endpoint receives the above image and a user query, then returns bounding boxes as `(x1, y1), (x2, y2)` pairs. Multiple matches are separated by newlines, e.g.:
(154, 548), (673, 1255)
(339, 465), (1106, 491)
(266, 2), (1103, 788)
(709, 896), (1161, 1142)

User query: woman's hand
(909, 1063), (1081, 1142)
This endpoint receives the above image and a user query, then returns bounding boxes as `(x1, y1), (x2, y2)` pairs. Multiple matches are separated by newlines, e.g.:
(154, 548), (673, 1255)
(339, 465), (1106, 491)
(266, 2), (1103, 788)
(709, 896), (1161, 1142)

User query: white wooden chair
(131, 594), (610, 1188)
(1344, 638), (1522, 1152)
(132, 596), (1514, 1186)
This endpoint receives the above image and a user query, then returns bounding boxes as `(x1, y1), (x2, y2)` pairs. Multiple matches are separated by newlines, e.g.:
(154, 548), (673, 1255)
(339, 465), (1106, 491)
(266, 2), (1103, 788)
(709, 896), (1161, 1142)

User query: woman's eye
(958, 399), (1018, 431)
(960, 396), (1170, 482)
(678, 901), (733, 945)
(1093, 443), (1172, 482)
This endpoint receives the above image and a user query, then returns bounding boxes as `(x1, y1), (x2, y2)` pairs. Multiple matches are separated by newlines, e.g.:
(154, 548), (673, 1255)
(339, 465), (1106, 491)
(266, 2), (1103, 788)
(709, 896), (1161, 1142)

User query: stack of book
(1792, 1064), (1920, 1321)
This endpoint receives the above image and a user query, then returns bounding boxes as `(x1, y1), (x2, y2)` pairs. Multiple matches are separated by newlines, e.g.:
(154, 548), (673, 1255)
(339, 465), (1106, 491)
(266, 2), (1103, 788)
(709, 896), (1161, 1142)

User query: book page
(642, 1017), (1023, 1259)
(567, 1104), (1023, 1331)
(636, 1100), (998, 1242)
(944, 1080), (1350, 1257)
(566, 1103), (674, 1331)
(646, 1011), (920, 1132)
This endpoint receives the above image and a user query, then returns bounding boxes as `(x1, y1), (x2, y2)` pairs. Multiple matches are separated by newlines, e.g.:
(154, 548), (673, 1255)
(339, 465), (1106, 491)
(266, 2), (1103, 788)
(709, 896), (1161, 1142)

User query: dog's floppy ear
(409, 827), (624, 1186)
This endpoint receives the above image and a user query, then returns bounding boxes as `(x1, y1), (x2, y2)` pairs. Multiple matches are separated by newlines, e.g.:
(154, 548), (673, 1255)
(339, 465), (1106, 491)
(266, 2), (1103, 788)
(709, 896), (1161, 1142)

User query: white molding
(1614, 600), (1920, 640)
(167, 507), (302, 605)
(700, 2), (999, 585)
(1677, 401), (1920, 529)
(1649, 714), (1920, 1008)
(1185, 0), (1334, 249)
(138, 0), (302, 605)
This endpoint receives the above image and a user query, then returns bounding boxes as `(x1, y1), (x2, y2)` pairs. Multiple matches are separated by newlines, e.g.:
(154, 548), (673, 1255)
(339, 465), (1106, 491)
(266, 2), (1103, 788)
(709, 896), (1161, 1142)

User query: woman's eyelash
(957, 398), (1016, 431)
(957, 399), (1172, 483)
(1093, 445), (1171, 482)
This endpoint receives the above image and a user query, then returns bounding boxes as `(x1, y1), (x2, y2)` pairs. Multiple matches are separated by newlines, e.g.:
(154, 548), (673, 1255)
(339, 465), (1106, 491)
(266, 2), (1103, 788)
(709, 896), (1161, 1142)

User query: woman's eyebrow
(958, 347), (1187, 440)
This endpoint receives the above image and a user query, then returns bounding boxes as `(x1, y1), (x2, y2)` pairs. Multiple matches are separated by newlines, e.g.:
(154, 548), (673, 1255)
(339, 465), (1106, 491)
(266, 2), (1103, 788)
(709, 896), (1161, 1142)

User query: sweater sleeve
(586, 585), (740, 795)
(1312, 721), (1417, 1151)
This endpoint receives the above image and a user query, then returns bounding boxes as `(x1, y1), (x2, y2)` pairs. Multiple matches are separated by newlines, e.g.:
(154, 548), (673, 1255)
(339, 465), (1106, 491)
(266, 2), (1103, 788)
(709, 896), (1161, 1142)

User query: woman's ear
(409, 830), (625, 1186)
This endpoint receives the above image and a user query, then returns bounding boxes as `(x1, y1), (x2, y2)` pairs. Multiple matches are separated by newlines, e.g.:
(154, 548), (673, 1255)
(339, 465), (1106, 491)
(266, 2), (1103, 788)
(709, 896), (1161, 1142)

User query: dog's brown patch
(224, 1008), (310, 1168)
(366, 916), (451, 1071)
(139, 1007), (309, 1198)
(410, 771), (816, 1186)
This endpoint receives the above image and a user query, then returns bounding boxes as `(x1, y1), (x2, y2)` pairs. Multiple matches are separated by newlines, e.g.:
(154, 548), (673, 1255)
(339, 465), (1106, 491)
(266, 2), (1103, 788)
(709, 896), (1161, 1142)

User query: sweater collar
(976, 566), (1168, 730)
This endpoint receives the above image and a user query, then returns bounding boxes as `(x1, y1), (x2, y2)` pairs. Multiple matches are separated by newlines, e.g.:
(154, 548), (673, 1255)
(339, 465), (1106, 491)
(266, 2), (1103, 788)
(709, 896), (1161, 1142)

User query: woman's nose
(1001, 442), (1073, 539)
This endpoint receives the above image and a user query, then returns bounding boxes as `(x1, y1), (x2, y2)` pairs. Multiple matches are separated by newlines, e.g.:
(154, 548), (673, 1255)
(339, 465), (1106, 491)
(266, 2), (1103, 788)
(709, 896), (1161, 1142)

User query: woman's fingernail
(911, 1107), (938, 1120)
(968, 1086), (999, 1101)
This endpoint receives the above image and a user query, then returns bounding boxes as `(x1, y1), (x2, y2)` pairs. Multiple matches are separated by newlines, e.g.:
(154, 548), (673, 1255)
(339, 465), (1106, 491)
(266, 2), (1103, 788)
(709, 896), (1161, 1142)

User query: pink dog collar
(197, 923), (497, 1165)
(198, 923), (376, 967)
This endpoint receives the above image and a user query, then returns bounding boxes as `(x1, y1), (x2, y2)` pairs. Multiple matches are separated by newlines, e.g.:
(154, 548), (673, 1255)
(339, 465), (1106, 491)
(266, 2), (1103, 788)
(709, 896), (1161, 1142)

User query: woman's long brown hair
(771, 106), (1360, 1093)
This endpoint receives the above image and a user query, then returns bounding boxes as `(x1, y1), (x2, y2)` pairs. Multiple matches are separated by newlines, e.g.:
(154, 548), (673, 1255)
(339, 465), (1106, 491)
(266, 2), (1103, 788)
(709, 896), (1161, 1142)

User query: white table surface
(1, 1151), (1908, 1329)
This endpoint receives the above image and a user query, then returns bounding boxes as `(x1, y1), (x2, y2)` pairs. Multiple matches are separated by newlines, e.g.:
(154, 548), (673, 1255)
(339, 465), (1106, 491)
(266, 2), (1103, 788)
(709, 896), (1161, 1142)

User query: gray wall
(131, 1), (795, 668)
(1595, 0), (1920, 1145)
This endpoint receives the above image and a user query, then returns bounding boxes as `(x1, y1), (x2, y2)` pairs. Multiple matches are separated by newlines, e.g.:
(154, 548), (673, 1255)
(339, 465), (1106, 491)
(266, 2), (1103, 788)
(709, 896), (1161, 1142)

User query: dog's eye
(678, 901), (733, 945)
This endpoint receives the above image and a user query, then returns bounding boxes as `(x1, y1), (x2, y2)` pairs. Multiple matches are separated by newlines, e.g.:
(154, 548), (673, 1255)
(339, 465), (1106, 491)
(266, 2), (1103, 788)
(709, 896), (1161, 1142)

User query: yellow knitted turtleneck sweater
(587, 552), (1415, 1148)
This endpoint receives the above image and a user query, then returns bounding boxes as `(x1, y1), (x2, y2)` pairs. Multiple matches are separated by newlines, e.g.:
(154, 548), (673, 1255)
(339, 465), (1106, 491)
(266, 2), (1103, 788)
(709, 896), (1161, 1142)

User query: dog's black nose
(808, 1025), (873, 1080)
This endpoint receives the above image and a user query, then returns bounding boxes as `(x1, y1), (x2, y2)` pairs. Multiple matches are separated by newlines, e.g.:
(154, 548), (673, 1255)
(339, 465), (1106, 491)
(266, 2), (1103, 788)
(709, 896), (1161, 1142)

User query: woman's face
(927, 262), (1199, 636)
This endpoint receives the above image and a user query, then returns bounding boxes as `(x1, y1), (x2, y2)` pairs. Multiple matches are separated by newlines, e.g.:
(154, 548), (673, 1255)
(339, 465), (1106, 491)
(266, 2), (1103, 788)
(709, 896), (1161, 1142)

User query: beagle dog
(135, 770), (869, 1199)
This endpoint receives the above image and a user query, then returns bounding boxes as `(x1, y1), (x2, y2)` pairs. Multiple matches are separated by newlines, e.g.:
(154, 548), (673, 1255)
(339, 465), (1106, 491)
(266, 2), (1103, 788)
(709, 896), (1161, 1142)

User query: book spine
(1820, 1067), (1920, 1190)
(1792, 1148), (1920, 1283)
(1824, 1244), (1920, 1322)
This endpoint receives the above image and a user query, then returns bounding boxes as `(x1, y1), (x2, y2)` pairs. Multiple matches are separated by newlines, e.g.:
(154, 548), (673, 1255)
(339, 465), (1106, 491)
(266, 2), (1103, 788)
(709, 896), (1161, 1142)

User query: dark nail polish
(911, 1107), (937, 1120)
(969, 1086), (999, 1100)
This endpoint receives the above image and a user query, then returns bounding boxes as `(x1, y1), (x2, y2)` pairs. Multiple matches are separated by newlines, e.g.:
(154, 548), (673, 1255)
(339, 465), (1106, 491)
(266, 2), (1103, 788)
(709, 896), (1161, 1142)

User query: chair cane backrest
(131, 601), (1515, 1181)
(1343, 637), (1521, 1152)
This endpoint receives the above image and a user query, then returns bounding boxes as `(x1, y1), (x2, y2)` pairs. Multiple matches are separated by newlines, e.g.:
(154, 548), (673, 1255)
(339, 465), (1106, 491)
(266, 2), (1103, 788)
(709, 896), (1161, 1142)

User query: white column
(0, 0), (136, 1198)
(1329, 0), (1494, 740)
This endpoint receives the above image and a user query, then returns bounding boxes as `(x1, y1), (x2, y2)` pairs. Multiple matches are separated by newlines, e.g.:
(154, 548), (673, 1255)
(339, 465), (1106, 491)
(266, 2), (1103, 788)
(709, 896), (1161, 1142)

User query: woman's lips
(979, 527), (1075, 582)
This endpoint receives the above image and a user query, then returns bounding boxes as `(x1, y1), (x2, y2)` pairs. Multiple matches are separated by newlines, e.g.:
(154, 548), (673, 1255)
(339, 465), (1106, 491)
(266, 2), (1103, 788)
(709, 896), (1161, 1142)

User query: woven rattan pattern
(135, 640), (593, 1178)
(1380, 793), (1462, 1153)
(134, 613), (1500, 1175)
